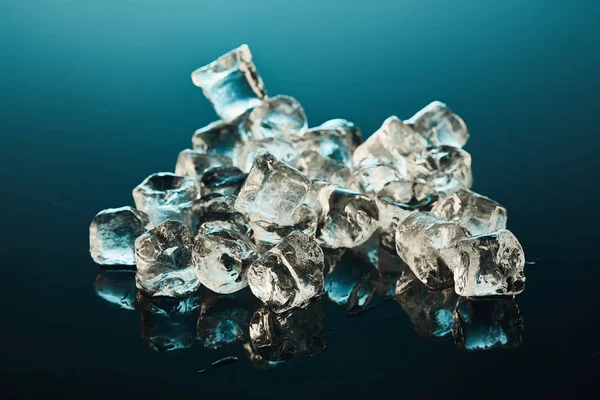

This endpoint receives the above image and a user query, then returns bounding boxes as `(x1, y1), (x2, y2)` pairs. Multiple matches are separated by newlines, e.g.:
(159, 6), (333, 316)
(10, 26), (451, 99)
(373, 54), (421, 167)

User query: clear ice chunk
(250, 204), (317, 247)
(137, 292), (200, 353)
(132, 172), (197, 229)
(395, 212), (468, 290)
(296, 125), (355, 169)
(446, 229), (525, 296)
(452, 297), (523, 352)
(233, 136), (300, 173)
(93, 270), (137, 310)
(134, 220), (200, 298)
(191, 44), (266, 121)
(247, 232), (324, 313)
(235, 150), (311, 226)
(174, 149), (232, 186)
(296, 150), (351, 188)
(316, 118), (363, 150)
(192, 119), (241, 159)
(318, 188), (379, 249)
(431, 189), (507, 236)
(376, 181), (438, 250)
(303, 180), (337, 217)
(89, 206), (149, 265)
(406, 101), (469, 148)
(238, 95), (307, 142)
(349, 162), (406, 195)
(248, 300), (325, 363)
(192, 228), (257, 294)
(352, 116), (427, 167)
(406, 146), (472, 193)
(192, 194), (252, 237)
(197, 166), (247, 196)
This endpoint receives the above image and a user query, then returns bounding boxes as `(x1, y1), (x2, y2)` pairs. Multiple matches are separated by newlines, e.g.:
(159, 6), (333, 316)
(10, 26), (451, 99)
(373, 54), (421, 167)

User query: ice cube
(296, 150), (351, 188)
(316, 118), (363, 150)
(318, 188), (379, 249)
(192, 228), (257, 294)
(406, 146), (472, 193)
(352, 116), (427, 167)
(192, 194), (251, 237)
(406, 101), (469, 148)
(376, 181), (438, 250)
(134, 220), (199, 298)
(174, 149), (232, 186)
(395, 212), (468, 290)
(233, 136), (300, 173)
(303, 180), (337, 217)
(192, 119), (241, 159)
(250, 204), (317, 247)
(452, 297), (523, 352)
(137, 292), (200, 352)
(89, 206), (149, 265)
(349, 162), (406, 195)
(197, 166), (247, 196)
(191, 44), (266, 121)
(247, 232), (324, 313)
(235, 150), (310, 226)
(446, 229), (525, 296)
(132, 172), (197, 229)
(296, 125), (355, 169)
(93, 270), (137, 310)
(431, 189), (507, 236)
(238, 95), (307, 142)
(248, 300), (325, 363)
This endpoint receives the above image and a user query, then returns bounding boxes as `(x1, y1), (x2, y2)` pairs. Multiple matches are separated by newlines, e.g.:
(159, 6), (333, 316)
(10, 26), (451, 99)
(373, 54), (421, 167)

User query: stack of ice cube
(90, 44), (526, 321)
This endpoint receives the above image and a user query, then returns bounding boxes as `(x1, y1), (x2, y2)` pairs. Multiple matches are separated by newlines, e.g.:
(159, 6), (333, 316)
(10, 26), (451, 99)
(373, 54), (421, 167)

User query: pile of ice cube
(90, 44), (525, 318)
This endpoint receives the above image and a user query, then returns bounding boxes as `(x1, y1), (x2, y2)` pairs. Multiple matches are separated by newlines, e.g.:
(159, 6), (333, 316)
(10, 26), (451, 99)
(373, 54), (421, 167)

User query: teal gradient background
(1, 1), (599, 398)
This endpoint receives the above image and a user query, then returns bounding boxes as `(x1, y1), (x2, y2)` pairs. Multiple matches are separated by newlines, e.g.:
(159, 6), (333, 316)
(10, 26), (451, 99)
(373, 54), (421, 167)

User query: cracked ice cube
(395, 212), (469, 290)
(431, 189), (507, 236)
(134, 220), (199, 298)
(452, 297), (523, 352)
(93, 270), (137, 310)
(197, 166), (247, 196)
(349, 162), (406, 195)
(192, 119), (241, 159)
(316, 118), (363, 150)
(174, 149), (232, 187)
(352, 116), (427, 168)
(247, 232), (324, 313)
(235, 150), (311, 226)
(137, 292), (201, 353)
(238, 95), (307, 142)
(89, 206), (149, 265)
(132, 172), (197, 229)
(191, 44), (266, 121)
(447, 229), (525, 296)
(406, 146), (472, 193)
(376, 181), (438, 250)
(318, 188), (379, 249)
(250, 204), (318, 247)
(192, 194), (251, 237)
(406, 101), (469, 148)
(192, 228), (257, 294)
(233, 137), (300, 173)
(248, 300), (325, 363)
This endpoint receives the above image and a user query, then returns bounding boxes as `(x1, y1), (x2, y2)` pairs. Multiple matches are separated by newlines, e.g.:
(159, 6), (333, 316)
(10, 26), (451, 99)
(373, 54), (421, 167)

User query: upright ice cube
(247, 232), (324, 313)
(376, 181), (438, 250)
(349, 162), (406, 195)
(318, 188), (379, 249)
(447, 229), (525, 296)
(431, 189), (507, 236)
(137, 293), (201, 353)
(352, 116), (427, 167)
(452, 297), (523, 352)
(198, 166), (247, 196)
(406, 146), (472, 193)
(316, 118), (363, 150)
(89, 206), (149, 265)
(191, 44), (266, 121)
(192, 194), (251, 236)
(93, 270), (137, 310)
(174, 149), (232, 185)
(192, 119), (241, 159)
(132, 172), (197, 229)
(250, 204), (318, 247)
(192, 228), (257, 294)
(395, 212), (468, 290)
(248, 300), (325, 363)
(238, 95), (307, 142)
(406, 101), (469, 148)
(235, 150), (310, 226)
(134, 220), (200, 298)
